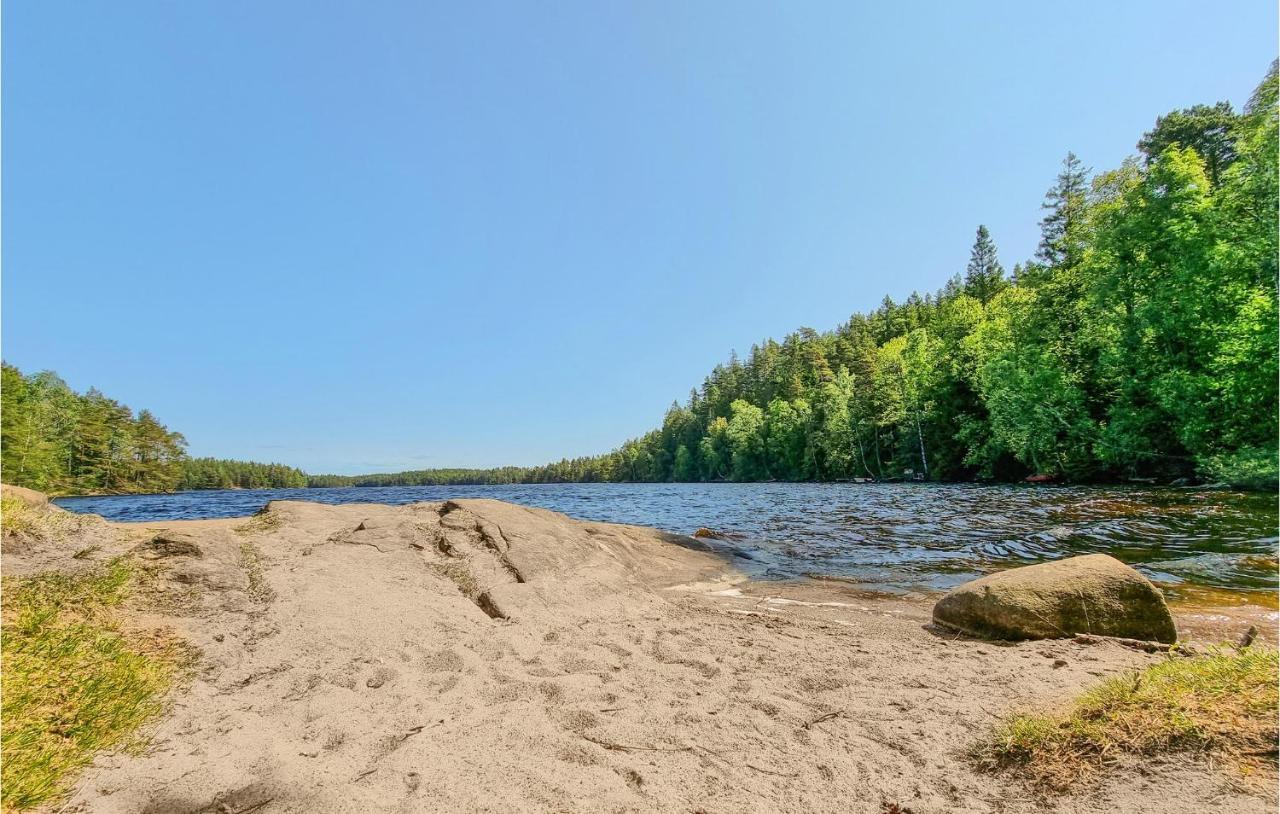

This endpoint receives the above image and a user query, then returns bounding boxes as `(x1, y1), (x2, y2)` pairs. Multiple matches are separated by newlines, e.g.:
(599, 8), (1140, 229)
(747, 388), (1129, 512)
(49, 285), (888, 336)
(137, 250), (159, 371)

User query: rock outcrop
(932, 553), (1177, 643)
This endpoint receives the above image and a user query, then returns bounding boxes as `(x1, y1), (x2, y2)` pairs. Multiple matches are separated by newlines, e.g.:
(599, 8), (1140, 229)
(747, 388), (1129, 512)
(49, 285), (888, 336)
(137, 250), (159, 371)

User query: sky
(4, 1), (1276, 474)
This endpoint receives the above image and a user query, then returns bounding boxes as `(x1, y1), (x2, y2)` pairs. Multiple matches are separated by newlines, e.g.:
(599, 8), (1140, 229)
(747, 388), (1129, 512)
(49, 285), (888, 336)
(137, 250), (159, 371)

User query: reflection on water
(54, 483), (1278, 594)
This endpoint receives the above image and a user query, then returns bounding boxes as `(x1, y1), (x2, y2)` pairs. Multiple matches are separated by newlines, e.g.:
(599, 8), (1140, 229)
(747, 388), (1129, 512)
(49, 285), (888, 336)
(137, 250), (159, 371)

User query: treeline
(318, 64), (1279, 491)
(176, 458), (308, 491)
(307, 468), (541, 488)
(1, 364), (189, 494)
(0, 364), (308, 495)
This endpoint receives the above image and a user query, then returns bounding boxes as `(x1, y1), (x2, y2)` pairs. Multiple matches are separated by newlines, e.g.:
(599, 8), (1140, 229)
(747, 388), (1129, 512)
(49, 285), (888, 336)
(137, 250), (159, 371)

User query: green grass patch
(1, 560), (188, 810)
(976, 647), (1279, 791)
(0, 495), (42, 538)
(1, 494), (94, 543)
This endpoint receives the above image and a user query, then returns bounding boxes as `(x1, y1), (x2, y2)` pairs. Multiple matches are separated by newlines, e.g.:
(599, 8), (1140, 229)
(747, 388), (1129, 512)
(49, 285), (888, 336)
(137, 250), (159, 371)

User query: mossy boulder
(932, 554), (1177, 643)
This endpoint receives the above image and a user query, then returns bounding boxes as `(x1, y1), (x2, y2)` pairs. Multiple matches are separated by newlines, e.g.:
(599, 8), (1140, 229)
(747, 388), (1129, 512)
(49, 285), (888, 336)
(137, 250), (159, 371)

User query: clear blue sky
(4, 2), (1275, 474)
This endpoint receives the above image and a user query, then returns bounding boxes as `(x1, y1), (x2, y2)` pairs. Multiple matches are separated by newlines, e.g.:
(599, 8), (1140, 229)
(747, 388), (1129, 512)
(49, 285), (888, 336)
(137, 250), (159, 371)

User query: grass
(0, 495), (41, 538)
(233, 509), (282, 537)
(976, 647), (1279, 791)
(1, 494), (94, 543)
(1, 559), (189, 811)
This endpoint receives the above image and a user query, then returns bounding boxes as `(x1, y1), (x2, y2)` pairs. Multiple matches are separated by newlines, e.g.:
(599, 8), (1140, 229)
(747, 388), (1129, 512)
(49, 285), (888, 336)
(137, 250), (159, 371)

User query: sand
(6, 496), (1275, 813)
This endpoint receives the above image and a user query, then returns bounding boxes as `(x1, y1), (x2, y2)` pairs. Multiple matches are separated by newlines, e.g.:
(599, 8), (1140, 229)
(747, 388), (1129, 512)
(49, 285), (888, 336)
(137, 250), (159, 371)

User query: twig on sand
(746, 763), (798, 778)
(232, 800), (274, 814)
(353, 768), (378, 782)
(803, 710), (845, 730)
(582, 733), (692, 753)
(344, 541), (388, 553)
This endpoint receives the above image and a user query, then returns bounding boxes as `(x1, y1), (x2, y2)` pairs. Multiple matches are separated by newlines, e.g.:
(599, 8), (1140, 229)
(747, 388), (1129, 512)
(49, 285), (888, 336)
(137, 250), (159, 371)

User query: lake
(54, 482), (1278, 595)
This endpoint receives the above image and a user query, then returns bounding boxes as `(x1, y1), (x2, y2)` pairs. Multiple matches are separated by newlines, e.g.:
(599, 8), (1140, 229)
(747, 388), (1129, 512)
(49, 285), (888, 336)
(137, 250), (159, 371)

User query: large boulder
(932, 553), (1177, 643)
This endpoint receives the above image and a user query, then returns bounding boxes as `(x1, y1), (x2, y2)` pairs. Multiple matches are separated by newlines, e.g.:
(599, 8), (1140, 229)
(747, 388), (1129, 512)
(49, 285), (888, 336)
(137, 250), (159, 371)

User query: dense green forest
(2, 364), (188, 494)
(317, 64), (1279, 491)
(307, 468), (546, 488)
(174, 458), (308, 491)
(1, 364), (306, 495)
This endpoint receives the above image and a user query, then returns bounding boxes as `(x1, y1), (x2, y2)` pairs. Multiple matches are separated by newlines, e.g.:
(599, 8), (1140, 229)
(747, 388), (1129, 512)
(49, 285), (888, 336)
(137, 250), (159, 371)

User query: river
(53, 482), (1278, 597)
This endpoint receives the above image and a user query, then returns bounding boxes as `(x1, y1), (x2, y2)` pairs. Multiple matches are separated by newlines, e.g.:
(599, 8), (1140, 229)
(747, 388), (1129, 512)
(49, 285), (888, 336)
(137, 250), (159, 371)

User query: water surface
(55, 483), (1278, 595)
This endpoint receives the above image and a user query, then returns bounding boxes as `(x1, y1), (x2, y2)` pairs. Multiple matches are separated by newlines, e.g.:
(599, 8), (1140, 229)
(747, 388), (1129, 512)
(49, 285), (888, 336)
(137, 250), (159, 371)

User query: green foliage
(1035, 151), (1090, 269)
(1197, 446), (1279, 492)
(1, 365), (187, 494)
(1, 561), (187, 810)
(176, 458), (308, 490)
(1138, 101), (1238, 187)
(964, 224), (1007, 304)
(0, 494), (41, 537)
(0, 364), (315, 496)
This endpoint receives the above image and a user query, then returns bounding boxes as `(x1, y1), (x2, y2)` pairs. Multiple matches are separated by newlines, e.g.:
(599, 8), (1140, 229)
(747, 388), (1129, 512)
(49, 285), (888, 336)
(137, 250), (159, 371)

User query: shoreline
(45, 477), (1278, 501)
(3, 493), (1276, 812)
(43, 487), (1280, 614)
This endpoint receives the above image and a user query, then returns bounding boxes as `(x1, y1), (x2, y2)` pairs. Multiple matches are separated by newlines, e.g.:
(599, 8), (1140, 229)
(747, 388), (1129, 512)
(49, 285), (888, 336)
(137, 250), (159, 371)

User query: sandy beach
(4, 496), (1275, 814)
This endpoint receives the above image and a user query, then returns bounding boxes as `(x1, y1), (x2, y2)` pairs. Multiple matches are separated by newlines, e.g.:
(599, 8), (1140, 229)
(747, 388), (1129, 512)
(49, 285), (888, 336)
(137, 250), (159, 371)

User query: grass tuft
(1, 495), (42, 538)
(975, 646), (1279, 791)
(1, 494), (96, 544)
(233, 509), (282, 537)
(1, 560), (188, 810)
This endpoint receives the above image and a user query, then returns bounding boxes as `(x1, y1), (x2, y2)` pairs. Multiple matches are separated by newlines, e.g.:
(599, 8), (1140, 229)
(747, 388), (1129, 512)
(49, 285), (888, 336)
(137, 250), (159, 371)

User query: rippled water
(54, 483), (1278, 594)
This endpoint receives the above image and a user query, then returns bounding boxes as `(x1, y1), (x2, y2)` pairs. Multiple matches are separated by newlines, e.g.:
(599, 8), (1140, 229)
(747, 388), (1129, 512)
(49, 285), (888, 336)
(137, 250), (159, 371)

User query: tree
(965, 289), (1095, 476)
(672, 445), (698, 482)
(725, 400), (767, 481)
(1138, 101), (1238, 188)
(765, 398), (812, 480)
(963, 225), (1006, 304)
(698, 417), (731, 481)
(1036, 152), (1090, 269)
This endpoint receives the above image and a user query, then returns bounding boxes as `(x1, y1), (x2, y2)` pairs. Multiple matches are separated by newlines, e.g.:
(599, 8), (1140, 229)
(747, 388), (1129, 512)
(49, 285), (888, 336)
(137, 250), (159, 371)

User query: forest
(1, 365), (305, 494)
(4, 65), (1276, 495)
(175, 458), (308, 491)
(317, 64), (1278, 491)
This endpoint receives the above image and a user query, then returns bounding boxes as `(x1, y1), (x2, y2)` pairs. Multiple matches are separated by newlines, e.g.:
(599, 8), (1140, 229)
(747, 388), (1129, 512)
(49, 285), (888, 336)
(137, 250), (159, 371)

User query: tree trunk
(915, 414), (929, 477)
(855, 427), (874, 478)
(873, 430), (885, 478)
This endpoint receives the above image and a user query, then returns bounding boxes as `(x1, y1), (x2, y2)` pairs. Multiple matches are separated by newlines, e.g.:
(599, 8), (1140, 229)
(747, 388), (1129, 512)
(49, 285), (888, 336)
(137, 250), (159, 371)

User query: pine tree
(963, 225), (1005, 304)
(1036, 152), (1090, 268)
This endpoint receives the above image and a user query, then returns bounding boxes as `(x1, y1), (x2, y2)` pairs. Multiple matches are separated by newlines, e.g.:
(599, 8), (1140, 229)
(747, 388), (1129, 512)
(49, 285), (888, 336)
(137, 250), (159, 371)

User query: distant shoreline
(46, 477), (1265, 501)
